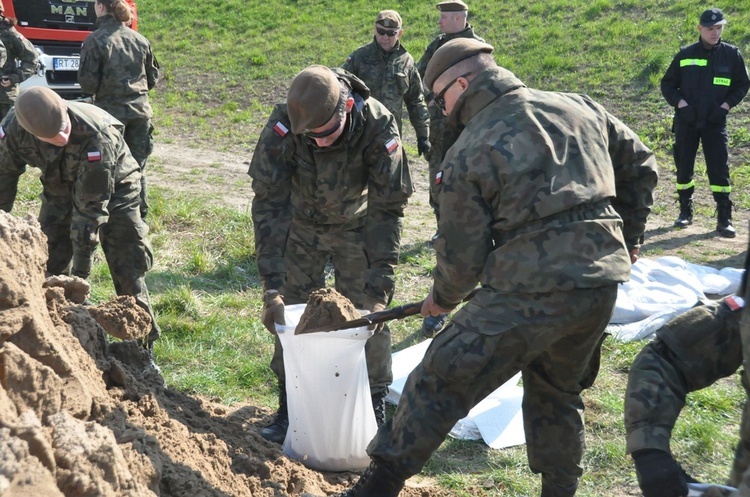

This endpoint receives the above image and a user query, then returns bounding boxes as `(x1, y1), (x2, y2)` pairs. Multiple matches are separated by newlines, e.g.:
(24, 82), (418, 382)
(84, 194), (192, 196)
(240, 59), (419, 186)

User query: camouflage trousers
(731, 299), (750, 495)
(270, 219), (393, 394)
(120, 116), (154, 220)
(624, 300), (742, 456)
(39, 175), (160, 342)
(367, 286), (617, 491)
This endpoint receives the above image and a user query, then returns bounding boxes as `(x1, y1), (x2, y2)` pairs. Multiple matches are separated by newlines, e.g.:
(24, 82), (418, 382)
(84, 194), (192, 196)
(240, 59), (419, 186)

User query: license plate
(53, 57), (79, 71)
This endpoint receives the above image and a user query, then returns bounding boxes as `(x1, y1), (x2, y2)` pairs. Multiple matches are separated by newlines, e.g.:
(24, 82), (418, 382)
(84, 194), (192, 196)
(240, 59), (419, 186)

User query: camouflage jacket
(431, 66), (658, 308)
(0, 102), (141, 248)
(343, 39), (429, 139)
(416, 25), (484, 159)
(79, 15), (159, 121)
(249, 70), (413, 303)
(0, 20), (37, 104)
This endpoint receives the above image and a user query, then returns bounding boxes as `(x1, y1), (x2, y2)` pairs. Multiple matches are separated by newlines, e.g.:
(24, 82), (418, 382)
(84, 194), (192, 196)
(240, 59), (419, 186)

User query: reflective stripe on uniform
(680, 58), (708, 67)
(710, 184), (731, 193)
(676, 181), (695, 190)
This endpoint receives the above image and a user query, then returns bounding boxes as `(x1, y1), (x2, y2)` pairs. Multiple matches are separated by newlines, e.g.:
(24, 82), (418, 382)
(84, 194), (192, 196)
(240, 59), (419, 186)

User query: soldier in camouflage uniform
(327, 39), (657, 497)
(342, 10), (430, 158)
(249, 65), (412, 444)
(416, 0), (484, 338)
(0, 1), (37, 120)
(624, 296), (744, 497)
(79, 0), (160, 219)
(0, 87), (160, 347)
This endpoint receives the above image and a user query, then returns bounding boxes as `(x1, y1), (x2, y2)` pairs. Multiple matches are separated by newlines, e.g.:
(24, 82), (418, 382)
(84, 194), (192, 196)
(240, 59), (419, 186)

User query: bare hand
(421, 286), (452, 317)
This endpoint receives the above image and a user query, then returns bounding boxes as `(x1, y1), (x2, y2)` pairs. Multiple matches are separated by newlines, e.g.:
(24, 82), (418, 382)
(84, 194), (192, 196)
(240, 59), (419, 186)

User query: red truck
(5, 0), (137, 98)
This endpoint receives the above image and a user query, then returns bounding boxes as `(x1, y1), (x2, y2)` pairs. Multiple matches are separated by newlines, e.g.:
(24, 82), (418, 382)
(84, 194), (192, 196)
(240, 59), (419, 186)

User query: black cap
(700, 8), (727, 27)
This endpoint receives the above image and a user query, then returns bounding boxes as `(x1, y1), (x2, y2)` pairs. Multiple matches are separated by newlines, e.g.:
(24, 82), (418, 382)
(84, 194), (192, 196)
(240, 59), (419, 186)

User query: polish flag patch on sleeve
(435, 171), (443, 185)
(87, 149), (102, 162)
(0, 126), (5, 140)
(273, 121), (289, 137)
(385, 137), (399, 154)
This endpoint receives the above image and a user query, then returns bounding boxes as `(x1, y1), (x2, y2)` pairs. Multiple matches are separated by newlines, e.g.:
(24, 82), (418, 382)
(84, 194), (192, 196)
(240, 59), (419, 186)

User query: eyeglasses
(303, 112), (344, 139)
(376, 27), (400, 37)
(433, 72), (471, 112)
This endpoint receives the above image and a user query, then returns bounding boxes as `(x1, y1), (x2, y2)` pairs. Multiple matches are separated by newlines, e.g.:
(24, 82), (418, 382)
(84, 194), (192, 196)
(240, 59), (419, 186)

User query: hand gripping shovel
(295, 288), (479, 335)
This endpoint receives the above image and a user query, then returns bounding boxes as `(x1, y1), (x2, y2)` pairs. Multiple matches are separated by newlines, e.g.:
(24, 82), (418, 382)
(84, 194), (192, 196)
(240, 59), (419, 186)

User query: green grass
(13, 0), (750, 495)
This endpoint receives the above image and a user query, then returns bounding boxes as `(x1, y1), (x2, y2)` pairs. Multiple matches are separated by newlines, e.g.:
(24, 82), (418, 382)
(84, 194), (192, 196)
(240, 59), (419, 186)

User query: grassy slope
(22, 1), (750, 495)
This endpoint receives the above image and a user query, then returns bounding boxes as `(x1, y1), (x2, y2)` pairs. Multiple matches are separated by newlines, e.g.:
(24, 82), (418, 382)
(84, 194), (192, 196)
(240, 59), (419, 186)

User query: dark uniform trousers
(674, 119), (730, 189)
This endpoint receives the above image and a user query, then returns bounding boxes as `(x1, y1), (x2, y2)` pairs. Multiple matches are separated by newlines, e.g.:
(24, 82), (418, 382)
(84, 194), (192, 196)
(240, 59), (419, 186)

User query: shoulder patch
(385, 137), (399, 154)
(87, 148), (102, 162)
(0, 126), (5, 140)
(435, 171), (443, 185)
(346, 56), (352, 63)
(273, 121), (289, 137)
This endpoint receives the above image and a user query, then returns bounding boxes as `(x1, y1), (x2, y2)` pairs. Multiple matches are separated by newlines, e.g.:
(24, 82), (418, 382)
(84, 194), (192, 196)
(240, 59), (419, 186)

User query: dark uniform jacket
(661, 37), (750, 128)
(249, 70), (413, 303)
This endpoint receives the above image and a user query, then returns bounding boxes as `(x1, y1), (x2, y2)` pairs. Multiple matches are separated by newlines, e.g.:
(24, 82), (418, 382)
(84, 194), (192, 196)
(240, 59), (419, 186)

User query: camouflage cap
(15, 87), (68, 138)
(436, 0), (468, 12)
(424, 38), (494, 90)
(287, 65), (341, 135)
(376, 10), (402, 29)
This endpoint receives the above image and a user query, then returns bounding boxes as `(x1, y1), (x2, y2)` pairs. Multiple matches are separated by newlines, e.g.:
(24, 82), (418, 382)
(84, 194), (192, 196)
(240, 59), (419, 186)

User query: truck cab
(5, 0), (137, 99)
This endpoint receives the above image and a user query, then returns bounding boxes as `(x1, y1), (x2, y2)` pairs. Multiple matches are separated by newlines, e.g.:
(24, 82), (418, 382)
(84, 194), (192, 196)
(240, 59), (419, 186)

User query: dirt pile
(296, 289), (361, 334)
(0, 212), (440, 497)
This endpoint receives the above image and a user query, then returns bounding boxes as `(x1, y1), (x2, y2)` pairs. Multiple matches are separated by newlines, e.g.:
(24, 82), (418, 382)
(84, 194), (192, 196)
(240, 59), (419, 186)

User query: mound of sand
(296, 288), (361, 334)
(0, 212), (440, 497)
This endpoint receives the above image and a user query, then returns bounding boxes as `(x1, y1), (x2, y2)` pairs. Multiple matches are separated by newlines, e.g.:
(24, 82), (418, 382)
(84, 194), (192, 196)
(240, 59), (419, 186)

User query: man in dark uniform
(661, 8), (749, 238)
(416, 0), (485, 338)
(249, 65), (412, 443)
(319, 38), (657, 497)
(0, 87), (159, 346)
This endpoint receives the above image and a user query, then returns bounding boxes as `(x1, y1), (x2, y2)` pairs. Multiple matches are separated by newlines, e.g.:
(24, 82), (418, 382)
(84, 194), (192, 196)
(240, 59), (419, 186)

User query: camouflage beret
(376, 10), (402, 29)
(424, 38), (494, 90)
(287, 65), (341, 135)
(15, 87), (68, 138)
(436, 0), (468, 12)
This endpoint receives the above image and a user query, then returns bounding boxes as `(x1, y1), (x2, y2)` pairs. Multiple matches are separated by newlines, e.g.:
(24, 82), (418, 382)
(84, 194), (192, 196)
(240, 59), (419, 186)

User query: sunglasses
(376, 27), (400, 37)
(303, 112), (344, 139)
(433, 72), (471, 112)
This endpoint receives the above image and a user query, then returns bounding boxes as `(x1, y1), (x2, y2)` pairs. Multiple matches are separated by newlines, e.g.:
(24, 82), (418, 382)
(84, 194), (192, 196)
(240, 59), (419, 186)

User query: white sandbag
(276, 304), (377, 472)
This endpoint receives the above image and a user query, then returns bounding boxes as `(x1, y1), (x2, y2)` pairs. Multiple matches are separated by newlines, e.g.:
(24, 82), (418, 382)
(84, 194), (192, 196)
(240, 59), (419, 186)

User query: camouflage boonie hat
(436, 0), (468, 11)
(15, 87), (68, 138)
(287, 65), (341, 135)
(424, 38), (494, 90)
(376, 10), (402, 29)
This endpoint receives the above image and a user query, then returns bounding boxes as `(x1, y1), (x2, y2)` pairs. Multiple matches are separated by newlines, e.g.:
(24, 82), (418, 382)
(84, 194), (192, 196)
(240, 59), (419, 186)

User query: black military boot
(673, 189), (693, 228)
(541, 480), (578, 497)
(333, 461), (405, 497)
(260, 386), (288, 444)
(371, 389), (387, 427)
(716, 196), (736, 238)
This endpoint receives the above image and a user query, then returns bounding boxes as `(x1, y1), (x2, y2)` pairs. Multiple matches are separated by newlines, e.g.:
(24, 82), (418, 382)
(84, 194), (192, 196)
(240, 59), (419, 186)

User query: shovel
(295, 288), (480, 335)
(687, 483), (738, 496)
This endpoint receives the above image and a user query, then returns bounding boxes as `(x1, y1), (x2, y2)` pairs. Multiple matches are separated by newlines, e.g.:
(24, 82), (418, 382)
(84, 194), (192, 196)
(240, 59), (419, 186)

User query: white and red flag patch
(87, 149), (102, 162)
(435, 171), (443, 185)
(0, 126), (5, 140)
(273, 121), (289, 137)
(385, 137), (399, 154)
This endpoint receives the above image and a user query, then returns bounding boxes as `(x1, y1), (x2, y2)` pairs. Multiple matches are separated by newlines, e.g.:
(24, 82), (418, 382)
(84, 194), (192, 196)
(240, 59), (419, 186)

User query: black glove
(417, 136), (431, 157)
(676, 105), (697, 125)
(632, 449), (689, 497)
